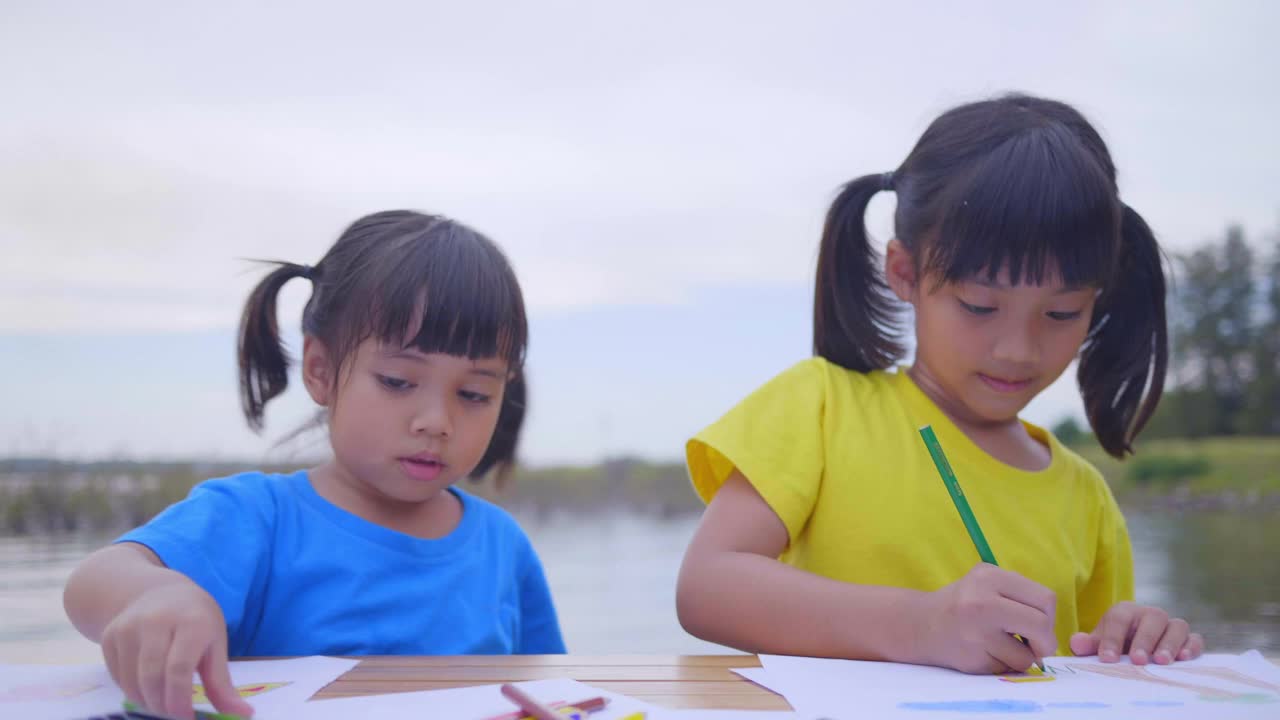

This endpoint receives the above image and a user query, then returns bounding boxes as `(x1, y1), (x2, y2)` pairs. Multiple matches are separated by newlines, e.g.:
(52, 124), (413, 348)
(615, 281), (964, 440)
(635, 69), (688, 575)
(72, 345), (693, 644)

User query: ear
(300, 336), (334, 406)
(884, 238), (918, 304)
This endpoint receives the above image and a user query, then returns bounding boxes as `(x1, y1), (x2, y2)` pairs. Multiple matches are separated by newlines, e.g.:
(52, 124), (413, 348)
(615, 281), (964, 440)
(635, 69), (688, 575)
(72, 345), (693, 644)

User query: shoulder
(1043, 436), (1123, 514)
(456, 488), (531, 543)
(744, 356), (891, 403)
(194, 469), (300, 504)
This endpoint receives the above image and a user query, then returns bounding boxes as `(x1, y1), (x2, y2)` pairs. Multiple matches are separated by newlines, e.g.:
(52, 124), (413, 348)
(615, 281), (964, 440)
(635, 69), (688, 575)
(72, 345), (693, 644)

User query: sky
(1, 1), (1277, 465)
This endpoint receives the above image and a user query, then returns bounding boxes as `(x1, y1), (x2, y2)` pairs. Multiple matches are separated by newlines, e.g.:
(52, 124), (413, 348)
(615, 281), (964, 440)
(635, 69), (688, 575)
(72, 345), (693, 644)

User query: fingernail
(1179, 648), (1191, 660)
(1101, 648), (1118, 661)
(1132, 649), (1147, 663)
(1156, 650), (1171, 663)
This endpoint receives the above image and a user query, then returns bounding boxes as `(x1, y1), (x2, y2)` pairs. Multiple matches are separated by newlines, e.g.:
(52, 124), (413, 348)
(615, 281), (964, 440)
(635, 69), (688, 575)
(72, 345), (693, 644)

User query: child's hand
(1070, 601), (1204, 665)
(101, 582), (255, 720)
(918, 563), (1058, 674)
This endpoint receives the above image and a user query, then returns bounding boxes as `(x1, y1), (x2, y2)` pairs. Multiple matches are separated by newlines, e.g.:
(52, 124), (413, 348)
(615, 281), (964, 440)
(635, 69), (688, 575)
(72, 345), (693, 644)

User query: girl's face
(303, 336), (508, 513)
(886, 240), (1097, 425)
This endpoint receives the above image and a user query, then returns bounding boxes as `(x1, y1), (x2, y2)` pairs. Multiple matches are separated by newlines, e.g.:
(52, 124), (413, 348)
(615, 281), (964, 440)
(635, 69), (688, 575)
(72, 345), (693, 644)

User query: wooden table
(315, 655), (788, 710)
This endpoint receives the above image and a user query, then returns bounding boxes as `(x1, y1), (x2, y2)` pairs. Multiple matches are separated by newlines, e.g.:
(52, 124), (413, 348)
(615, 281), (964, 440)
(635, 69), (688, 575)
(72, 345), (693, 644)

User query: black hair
(814, 93), (1166, 458)
(237, 210), (529, 480)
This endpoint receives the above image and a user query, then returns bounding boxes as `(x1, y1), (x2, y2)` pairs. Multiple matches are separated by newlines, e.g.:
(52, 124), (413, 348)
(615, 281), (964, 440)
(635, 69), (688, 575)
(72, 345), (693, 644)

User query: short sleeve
(115, 476), (272, 637)
(685, 358), (826, 543)
(1076, 482), (1136, 633)
(516, 539), (566, 654)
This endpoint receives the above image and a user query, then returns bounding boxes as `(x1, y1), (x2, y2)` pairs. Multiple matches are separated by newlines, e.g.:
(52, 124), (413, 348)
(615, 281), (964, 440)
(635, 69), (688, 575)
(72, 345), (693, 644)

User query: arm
(676, 472), (1057, 672)
(676, 472), (930, 662)
(63, 545), (255, 720)
(64, 543), (200, 642)
(516, 541), (567, 654)
(1069, 496), (1203, 664)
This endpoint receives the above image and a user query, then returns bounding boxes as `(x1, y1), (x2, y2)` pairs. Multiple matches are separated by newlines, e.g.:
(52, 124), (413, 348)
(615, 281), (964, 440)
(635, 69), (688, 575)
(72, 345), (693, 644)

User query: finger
(991, 569), (1057, 620)
(1152, 618), (1190, 665)
(993, 596), (1056, 659)
(1069, 631), (1099, 657)
(1094, 603), (1138, 662)
(986, 631), (1038, 674)
(102, 634), (134, 705)
(197, 636), (255, 717)
(1127, 608), (1170, 665)
(108, 629), (143, 707)
(1178, 633), (1205, 661)
(137, 627), (175, 715)
(162, 625), (205, 720)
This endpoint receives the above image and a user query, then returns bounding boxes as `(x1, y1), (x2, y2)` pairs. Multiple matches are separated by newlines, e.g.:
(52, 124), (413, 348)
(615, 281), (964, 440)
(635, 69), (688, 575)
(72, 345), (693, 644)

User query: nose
(410, 396), (452, 438)
(991, 319), (1040, 367)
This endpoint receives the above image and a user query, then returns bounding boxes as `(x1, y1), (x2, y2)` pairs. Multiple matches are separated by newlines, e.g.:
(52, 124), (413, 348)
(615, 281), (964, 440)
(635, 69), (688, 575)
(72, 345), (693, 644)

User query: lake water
(1, 508), (1276, 663)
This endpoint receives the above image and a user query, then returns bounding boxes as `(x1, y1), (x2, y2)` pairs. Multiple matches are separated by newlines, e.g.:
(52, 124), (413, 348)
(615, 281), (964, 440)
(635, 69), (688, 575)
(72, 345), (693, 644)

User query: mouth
(399, 453), (446, 482)
(977, 373), (1035, 394)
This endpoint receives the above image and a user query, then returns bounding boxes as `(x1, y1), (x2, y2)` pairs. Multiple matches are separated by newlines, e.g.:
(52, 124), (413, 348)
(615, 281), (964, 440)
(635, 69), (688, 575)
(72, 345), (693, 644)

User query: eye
(958, 299), (996, 316)
(458, 389), (493, 405)
(376, 374), (414, 392)
(1047, 310), (1083, 322)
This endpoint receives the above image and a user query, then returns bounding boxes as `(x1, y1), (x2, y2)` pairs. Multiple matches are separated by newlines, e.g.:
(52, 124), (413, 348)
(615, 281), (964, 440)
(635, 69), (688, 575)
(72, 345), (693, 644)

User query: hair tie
(881, 172), (896, 192)
(299, 264), (316, 281)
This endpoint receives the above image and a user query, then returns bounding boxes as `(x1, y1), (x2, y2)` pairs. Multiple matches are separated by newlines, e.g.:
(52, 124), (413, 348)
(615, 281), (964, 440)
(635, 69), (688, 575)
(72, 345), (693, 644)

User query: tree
(1157, 225), (1274, 437)
(1239, 230), (1280, 434)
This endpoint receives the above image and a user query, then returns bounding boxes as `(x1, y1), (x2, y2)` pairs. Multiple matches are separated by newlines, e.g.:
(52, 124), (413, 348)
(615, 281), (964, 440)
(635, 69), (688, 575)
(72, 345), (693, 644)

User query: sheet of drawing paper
(730, 666), (787, 698)
(1, 662), (124, 719)
(756, 651), (1280, 719)
(288, 677), (655, 720)
(218, 655), (358, 712)
(0, 655), (357, 720)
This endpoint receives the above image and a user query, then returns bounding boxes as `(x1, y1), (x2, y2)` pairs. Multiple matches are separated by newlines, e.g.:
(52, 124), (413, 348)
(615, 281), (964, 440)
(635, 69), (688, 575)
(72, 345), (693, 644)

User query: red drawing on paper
(1166, 666), (1280, 693)
(1067, 663), (1240, 699)
(192, 681), (290, 704)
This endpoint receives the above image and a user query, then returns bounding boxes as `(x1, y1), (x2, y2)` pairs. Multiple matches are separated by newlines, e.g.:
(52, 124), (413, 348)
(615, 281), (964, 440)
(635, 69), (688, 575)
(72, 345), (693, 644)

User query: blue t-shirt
(117, 470), (565, 656)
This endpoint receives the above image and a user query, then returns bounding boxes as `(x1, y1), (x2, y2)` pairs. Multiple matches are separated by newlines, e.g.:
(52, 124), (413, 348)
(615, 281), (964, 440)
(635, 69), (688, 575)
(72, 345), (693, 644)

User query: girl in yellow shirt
(677, 94), (1204, 675)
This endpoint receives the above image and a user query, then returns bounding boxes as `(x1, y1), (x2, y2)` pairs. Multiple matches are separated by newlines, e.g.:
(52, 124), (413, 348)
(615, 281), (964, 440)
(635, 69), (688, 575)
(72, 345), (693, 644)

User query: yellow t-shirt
(686, 357), (1134, 654)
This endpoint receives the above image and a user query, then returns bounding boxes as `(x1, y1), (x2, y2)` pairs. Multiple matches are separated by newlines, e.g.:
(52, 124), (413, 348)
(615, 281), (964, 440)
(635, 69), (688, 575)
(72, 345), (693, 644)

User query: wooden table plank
(314, 655), (784, 710)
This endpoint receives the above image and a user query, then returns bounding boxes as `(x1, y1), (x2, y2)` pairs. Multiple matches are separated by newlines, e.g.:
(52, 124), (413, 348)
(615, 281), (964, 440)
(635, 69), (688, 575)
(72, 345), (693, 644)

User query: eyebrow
(971, 278), (1089, 295)
(384, 349), (505, 378)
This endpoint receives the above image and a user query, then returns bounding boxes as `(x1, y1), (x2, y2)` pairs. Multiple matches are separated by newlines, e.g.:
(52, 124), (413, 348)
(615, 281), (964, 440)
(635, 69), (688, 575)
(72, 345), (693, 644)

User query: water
(1, 509), (1276, 663)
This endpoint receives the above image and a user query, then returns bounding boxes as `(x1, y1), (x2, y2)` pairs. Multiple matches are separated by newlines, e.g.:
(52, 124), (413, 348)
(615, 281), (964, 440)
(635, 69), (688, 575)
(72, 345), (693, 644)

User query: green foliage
(1050, 417), (1090, 447)
(1078, 437), (1280, 497)
(1152, 224), (1280, 438)
(1127, 455), (1211, 486)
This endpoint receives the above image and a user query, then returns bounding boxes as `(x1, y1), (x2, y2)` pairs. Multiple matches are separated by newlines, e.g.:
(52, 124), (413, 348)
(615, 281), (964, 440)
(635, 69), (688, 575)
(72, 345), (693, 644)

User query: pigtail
(470, 369), (527, 487)
(1078, 205), (1169, 457)
(814, 173), (902, 371)
(238, 262), (315, 431)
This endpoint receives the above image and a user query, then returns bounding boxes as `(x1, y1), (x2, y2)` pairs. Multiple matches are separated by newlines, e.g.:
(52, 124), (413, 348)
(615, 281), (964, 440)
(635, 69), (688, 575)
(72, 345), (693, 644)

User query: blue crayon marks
(898, 699), (1043, 713)
(1045, 702), (1110, 709)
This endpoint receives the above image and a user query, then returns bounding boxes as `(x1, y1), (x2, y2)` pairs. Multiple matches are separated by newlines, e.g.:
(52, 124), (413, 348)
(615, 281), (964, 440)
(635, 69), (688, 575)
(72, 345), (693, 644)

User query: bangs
(923, 123), (1121, 287)
(343, 220), (527, 368)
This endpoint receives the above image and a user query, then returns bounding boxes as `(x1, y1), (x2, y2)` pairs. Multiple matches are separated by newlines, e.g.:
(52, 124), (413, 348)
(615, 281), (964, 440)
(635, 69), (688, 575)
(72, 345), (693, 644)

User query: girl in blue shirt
(64, 210), (565, 719)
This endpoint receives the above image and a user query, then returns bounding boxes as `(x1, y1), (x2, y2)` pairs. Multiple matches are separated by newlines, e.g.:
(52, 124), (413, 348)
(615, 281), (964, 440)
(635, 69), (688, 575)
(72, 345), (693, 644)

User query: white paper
(729, 667), (786, 697)
(755, 651), (1280, 719)
(0, 655), (358, 720)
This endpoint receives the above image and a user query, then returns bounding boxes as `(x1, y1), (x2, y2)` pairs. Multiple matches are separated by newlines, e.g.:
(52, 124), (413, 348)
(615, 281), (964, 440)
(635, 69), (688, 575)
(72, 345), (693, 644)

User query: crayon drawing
(1069, 662), (1243, 700)
(1167, 665), (1280, 693)
(192, 681), (290, 704)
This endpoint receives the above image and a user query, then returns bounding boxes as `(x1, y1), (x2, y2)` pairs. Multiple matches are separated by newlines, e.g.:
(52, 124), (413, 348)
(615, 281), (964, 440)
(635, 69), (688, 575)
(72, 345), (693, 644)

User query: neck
(309, 461), (461, 539)
(905, 362), (1021, 433)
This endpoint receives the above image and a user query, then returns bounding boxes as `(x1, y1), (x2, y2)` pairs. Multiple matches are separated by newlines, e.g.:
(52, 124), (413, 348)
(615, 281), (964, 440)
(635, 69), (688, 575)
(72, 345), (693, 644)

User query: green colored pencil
(918, 424), (1045, 673)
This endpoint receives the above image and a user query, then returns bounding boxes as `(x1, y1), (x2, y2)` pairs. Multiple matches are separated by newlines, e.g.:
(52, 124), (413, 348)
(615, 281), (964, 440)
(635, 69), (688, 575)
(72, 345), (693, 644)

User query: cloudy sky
(2, 1), (1277, 465)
